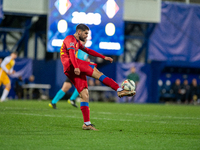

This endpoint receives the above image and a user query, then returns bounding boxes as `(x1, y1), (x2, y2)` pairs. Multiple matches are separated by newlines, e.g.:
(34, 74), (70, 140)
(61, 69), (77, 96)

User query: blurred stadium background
(1, 0), (200, 104)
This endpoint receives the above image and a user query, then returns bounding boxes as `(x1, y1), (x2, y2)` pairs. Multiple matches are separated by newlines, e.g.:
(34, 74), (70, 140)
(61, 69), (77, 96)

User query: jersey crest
(70, 42), (74, 47)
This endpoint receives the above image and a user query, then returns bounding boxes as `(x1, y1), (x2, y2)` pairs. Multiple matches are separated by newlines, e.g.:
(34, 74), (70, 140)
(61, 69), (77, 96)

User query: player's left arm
(79, 43), (113, 63)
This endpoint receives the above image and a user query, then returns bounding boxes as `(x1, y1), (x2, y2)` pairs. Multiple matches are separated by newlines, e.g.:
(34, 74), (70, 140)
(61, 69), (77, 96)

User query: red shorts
(64, 59), (97, 93)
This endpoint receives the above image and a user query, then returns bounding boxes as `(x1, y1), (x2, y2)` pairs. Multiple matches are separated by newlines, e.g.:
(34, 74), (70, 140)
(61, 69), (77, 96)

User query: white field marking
(1, 106), (200, 120)
(95, 111), (200, 120)
(0, 111), (199, 126)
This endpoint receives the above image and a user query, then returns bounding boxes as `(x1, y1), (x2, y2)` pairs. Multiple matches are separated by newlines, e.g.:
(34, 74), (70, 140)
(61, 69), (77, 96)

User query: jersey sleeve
(64, 37), (79, 69)
(69, 50), (79, 68)
(79, 42), (105, 59)
(1, 57), (10, 73)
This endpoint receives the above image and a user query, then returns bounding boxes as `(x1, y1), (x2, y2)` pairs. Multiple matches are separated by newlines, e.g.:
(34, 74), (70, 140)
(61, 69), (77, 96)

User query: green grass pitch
(0, 100), (199, 150)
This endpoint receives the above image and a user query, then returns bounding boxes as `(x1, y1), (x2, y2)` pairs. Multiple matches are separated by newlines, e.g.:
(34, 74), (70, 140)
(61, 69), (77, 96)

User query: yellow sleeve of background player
(60, 43), (64, 57)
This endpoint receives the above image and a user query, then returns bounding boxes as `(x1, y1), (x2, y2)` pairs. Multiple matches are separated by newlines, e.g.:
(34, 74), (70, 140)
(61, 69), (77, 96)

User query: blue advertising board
(48, 0), (124, 55)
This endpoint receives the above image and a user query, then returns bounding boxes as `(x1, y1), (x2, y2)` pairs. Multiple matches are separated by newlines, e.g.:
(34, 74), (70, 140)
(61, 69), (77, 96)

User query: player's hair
(11, 51), (18, 55)
(76, 24), (89, 32)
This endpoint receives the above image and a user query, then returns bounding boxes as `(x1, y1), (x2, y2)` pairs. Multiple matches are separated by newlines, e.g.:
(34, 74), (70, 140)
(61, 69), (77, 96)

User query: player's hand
(104, 56), (113, 63)
(74, 68), (80, 75)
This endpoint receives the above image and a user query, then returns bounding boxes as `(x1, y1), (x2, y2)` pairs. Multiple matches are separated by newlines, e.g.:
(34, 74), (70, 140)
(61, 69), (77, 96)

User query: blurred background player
(179, 79), (190, 104)
(127, 66), (140, 86)
(0, 52), (17, 102)
(49, 40), (91, 109)
(172, 78), (182, 103)
(126, 66), (140, 102)
(189, 78), (200, 104)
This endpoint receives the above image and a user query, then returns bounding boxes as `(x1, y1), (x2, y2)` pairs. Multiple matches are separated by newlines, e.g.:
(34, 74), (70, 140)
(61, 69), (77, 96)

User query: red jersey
(60, 35), (105, 72)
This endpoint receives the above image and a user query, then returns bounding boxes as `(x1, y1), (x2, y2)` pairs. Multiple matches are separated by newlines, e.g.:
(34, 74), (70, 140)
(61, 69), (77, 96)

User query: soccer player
(0, 52), (17, 102)
(60, 24), (135, 130)
(49, 40), (91, 109)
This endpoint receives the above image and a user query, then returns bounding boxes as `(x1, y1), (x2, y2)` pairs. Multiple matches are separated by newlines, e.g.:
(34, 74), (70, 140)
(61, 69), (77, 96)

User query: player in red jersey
(60, 24), (136, 130)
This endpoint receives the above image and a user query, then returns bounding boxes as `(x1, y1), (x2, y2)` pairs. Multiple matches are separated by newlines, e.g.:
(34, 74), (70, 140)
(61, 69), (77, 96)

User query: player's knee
(5, 84), (11, 90)
(92, 68), (104, 79)
(99, 72), (104, 77)
(82, 92), (89, 100)
(83, 94), (89, 101)
(80, 88), (89, 102)
(95, 72), (104, 80)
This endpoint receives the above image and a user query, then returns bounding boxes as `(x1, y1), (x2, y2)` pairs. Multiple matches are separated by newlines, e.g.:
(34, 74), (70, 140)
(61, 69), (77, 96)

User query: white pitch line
(0, 111), (199, 126)
(0, 107), (200, 120)
(1, 106), (200, 120)
(57, 109), (200, 121)
(96, 112), (200, 120)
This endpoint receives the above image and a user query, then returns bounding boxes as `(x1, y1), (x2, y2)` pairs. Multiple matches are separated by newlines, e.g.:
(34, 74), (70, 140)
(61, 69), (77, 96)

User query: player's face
(11, 53), (17, 59)
(79, 30), (89, 42)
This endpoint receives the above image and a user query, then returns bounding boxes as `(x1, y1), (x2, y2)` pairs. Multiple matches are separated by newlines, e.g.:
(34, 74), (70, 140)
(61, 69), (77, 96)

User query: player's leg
(67, 69), (97, 131)
(68, 88), (79, 108)
(0, 73), (11, 102)
(1, 83), (11, 102)
(49, 79), (72, 109)
(91, 67), (136, 97)
(79, 88), (98, 131)
(92, 67), (119, 90)
(77, 59), (135, 97)
(78, 60), (118, 90)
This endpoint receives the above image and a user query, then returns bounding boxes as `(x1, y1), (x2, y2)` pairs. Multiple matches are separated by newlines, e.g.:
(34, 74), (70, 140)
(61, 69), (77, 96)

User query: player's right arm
(64, 37), (80, 75)
(1, 57), (11, 74)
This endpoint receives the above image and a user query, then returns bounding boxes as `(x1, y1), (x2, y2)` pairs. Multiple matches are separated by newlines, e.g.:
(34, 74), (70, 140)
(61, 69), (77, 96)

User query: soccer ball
(121, 79), (135, 91)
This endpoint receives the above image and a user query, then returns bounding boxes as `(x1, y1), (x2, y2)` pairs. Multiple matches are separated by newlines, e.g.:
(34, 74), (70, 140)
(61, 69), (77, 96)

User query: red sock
(102, 77), (119, 91)
(80, 103), (90, 122)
